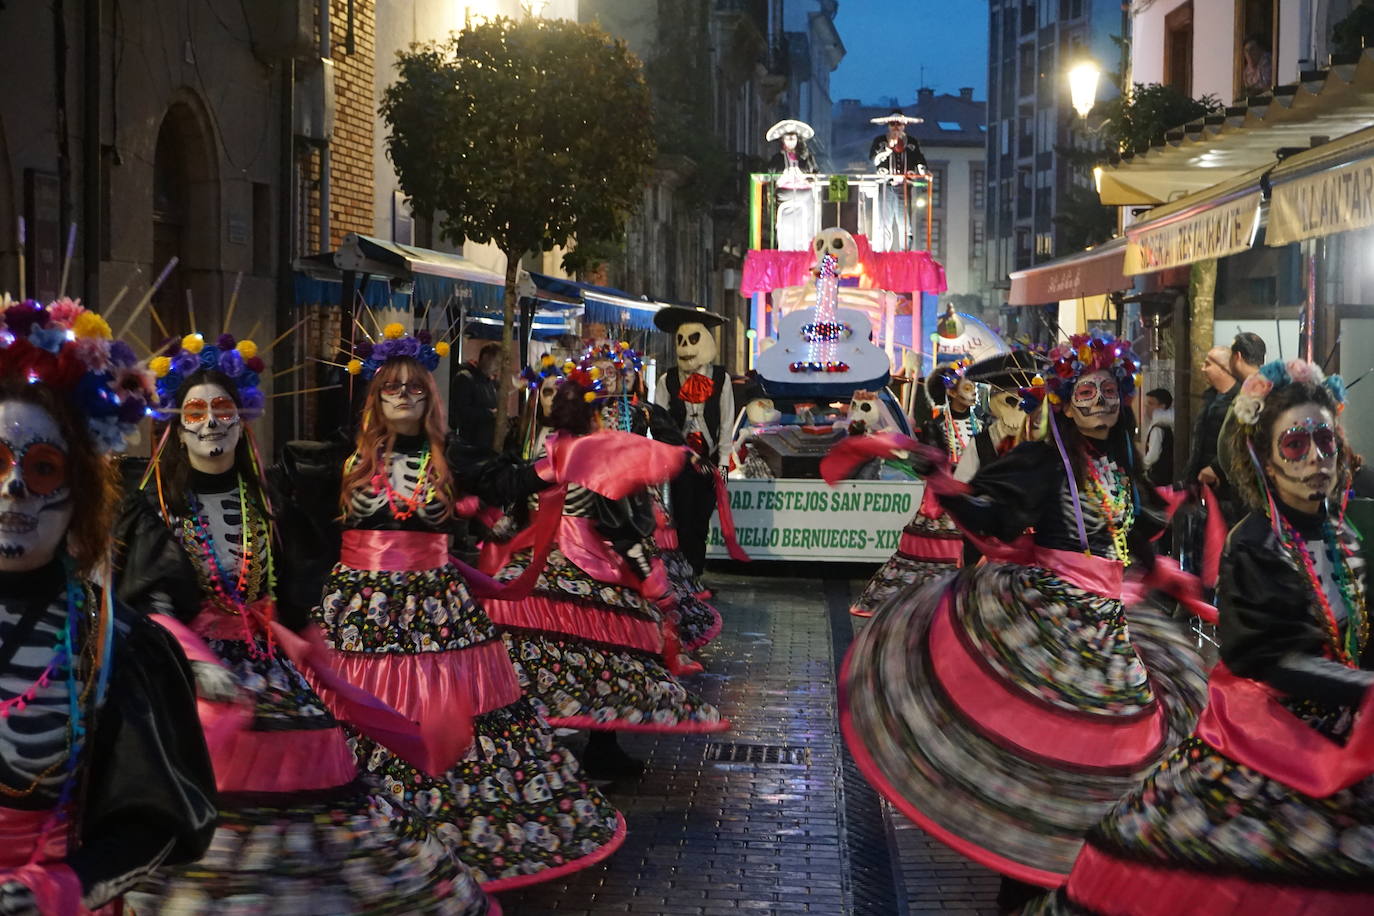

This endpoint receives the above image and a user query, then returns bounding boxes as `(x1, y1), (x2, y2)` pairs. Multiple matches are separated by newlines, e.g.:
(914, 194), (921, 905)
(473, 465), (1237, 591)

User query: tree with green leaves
(380, 15), (656, 449)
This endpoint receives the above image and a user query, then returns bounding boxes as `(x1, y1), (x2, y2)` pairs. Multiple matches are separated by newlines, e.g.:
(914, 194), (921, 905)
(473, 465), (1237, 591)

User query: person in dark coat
(450, 342), (501, 449)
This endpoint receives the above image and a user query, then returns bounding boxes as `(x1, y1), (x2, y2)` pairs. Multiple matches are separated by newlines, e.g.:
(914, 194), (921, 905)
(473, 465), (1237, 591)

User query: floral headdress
(0, 295), (155, 454)
(344, 323), (450, 380)
(1231, 358), (1345, 428)
(520, 353), (565, 391)
(562, 366), (604, 403)
(579, 340), (643, 395)
(150, 331), (266, 419)
(1021, 329), (1140, 413)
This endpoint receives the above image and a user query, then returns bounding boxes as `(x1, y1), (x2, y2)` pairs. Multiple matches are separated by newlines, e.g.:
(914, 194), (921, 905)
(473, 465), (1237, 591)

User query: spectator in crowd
(1229, 331), (1266, 383)
(1143, 388), (1174, 486)
(1187, 346), (1236, 489)
(451, 342), (501, 449)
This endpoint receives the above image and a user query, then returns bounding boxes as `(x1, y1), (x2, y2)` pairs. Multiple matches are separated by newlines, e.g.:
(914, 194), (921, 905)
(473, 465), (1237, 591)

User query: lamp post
(1068, 61), (1102, 119)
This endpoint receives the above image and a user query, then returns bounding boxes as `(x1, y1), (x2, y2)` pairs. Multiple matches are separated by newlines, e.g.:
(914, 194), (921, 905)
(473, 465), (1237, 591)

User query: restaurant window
(1164, 2), (1193, 96)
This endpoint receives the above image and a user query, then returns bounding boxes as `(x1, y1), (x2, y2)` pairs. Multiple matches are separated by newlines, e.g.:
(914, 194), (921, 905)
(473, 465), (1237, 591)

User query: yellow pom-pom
(540, 354), (554, 366)
(1048, 393), (1061, 405)
(181, 333), (204, 354)
(149, 356), (172, 378)
(563, 360), (575, 373)
(617, 341), (629, 351)
(383, 323), (405, 340)
(73, 312), (112, 340)
(1031, 374), (1045, 387)
(346, 359), (363, 376)
(236, 340), (258, 359)
(582, 391), (596, 403)
(588, 367), (602, 380)
(434, 341), (451, 358)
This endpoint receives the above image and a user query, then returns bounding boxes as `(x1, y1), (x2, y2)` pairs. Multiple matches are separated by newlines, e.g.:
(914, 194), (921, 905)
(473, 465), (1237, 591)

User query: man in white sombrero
(868, 109), (928, 252)
(766, 118), (820, 251)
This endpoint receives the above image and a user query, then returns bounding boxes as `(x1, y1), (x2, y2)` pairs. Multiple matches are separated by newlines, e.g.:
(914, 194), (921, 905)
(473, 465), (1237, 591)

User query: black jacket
(1185, 384), (1235, 482)
(450, 362), (499, 448)
(1219, 505), (1374, 709)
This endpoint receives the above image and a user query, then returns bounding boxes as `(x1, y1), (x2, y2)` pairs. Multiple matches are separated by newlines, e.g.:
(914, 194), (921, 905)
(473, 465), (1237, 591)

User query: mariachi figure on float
(831, 330), (1210, 905)
(1029, 358), (1374, 916)
(0, 295), (216, 915)
(117, 328), (493, 914)
(651, 306), (734, 597)
(844, 360), (980, 619)
(766, 118), (820, 252)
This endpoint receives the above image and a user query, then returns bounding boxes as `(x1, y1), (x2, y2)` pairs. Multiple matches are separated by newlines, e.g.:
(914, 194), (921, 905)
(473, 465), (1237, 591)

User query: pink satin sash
(820, 432), (923, 484)
(341, 530), (448, 572)
(711, 470), (750, 562)
(1032, 547), (1124, 598)
(324, 640), (521, 720)
(1194, 664), (1374, 798)
(544, 430), (688, 498)
(928, 592), (1165, 770)
(0, 808), (95, 915)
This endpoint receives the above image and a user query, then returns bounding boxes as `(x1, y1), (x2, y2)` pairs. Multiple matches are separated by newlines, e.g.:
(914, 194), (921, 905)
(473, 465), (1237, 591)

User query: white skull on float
(675, 322), (718, 374)
(811, 228), (860, 274)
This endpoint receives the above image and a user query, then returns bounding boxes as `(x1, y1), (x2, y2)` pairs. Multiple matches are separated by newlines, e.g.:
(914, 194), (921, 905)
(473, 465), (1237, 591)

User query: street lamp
(1068, 61), (1101, 119)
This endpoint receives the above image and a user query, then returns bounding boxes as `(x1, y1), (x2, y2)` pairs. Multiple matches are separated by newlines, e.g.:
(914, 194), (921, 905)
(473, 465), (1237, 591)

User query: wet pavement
(497, 570), (1001, 916)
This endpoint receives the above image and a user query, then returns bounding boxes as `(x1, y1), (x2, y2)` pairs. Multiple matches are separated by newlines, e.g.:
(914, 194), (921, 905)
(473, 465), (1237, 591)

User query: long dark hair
(160, 368), (262, 512)
(547, 378), (598, 436)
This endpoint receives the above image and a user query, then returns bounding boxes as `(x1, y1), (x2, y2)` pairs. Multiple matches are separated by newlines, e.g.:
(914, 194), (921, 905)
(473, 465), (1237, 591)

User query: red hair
(339, 357), (455, 518)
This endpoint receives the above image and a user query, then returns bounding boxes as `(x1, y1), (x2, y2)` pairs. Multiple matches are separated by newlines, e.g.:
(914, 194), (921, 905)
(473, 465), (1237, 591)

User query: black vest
(665, 365), (729, 463)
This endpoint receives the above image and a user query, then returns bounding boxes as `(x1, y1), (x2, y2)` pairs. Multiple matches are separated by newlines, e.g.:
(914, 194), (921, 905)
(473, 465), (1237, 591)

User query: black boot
(581, 730), (646, 781)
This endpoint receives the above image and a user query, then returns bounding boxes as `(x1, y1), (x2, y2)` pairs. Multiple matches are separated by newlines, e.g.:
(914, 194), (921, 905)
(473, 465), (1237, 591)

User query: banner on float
(1124, 191), (1261, 275)
(705, 479), (917, 562)
(1268, 159), (1374, 247)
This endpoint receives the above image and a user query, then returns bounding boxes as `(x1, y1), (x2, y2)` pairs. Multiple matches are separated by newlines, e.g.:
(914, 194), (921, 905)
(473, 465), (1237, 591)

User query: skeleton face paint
(593, 360), (621, 395)
(675, 321), (718, 374)
(0, 401), (74, 571)
(1266, 403), (1338, 513)
(948, 379), (977, 412)
(1069, 370), (1120, 439)
(180, 382), (241, 473)
(379, 367), (428, 433)
(538, 376), (558, 419)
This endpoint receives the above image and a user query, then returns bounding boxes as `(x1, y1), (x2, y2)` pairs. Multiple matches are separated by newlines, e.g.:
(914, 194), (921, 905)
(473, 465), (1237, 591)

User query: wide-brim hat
(653, 305), (725, 333)
(965, 350), (1047, 391)
(871, 109), (923, 126)
(766, 119), (815, 141)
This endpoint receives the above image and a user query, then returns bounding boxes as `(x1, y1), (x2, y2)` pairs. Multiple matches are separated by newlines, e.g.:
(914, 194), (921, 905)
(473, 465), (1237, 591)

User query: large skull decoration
(844, 389), (889, 435)
(811, 228), (860, 273)
(987, 386), (1028, 439)
(675, 322), (718, 374)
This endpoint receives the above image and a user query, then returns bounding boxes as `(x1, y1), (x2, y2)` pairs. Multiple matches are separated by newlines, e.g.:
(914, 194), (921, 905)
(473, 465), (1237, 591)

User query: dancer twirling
(283, 330), (625, 891)
(847, 361), (980, 618)
(1028, 358), (1374, 915)
(836, 331), (1208, 889)
(117, 331), (492, 913)
(0, 297), (215, 914)
(483, 367), (729, 779)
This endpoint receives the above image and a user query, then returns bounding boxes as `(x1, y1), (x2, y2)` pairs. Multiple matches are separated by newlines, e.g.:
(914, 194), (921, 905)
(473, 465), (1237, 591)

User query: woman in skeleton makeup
(585, 344), (723, 660)
(115, 333), (492, 914)
(1030, 359), (1374, 915)
(846, 361), (982, 618)
(482, 367), (729, 779)
(292, 336), (625, 891)
(0, 299), (216, 915)
(839, 331), (1208, 900)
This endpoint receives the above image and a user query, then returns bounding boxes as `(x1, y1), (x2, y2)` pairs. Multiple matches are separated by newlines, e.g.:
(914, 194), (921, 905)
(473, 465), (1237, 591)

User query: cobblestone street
(499, 571), (1001, 916)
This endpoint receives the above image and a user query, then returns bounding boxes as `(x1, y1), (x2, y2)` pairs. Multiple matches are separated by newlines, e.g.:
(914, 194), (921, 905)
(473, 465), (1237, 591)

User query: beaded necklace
(182, 477), (271, 607)
(1083, 455), (1133, 561)
(942, 410), (979, 460)
(375, 447), (434, 521)
(1277, 514), (1369, 667)
(0, 576), (97, 801)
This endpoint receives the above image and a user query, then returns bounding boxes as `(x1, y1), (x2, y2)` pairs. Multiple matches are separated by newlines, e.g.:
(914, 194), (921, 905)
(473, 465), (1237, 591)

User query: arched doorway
(151, 99), (220, 340)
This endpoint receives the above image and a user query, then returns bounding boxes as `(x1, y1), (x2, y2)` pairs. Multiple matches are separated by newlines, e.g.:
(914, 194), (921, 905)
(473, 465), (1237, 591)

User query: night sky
(829, 0), (989, 105)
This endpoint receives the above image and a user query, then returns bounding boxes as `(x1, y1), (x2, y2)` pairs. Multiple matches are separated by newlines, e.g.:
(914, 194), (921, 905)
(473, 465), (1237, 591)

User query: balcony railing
(747, 172), (938, 254)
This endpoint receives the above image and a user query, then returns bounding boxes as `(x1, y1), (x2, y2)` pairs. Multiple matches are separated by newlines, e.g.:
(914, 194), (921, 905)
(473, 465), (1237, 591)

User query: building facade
(780, 0), (845, 165)
(984, 0), (1123, 290)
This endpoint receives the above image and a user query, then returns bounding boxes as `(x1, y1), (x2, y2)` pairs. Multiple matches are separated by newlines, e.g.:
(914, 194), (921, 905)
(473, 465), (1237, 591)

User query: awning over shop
(1098, 49), (1374, 205)
(1122, 165), (1267, 275)
(1267, 124), (1374, 246)
(330, 233), (506, 314)
(1007, 236), (1130, 305)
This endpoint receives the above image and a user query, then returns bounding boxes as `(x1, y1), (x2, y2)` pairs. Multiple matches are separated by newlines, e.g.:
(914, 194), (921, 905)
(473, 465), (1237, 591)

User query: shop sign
(705, 479), (916, 562)
(1268, 160), (1374, 246)
(1124, 192), (1261, 275)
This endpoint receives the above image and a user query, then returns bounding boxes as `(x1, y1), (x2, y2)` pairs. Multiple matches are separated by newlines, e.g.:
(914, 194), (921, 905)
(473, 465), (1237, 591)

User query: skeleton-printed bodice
(174, 471), (272, 605)
(345, 437), (449, 530)
(0, 566), (89, 804)
(1058, 451), (1134, 562)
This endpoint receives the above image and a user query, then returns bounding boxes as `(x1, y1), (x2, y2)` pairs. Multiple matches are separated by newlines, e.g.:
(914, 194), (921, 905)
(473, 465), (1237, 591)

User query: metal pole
(318, 0), (331, 250)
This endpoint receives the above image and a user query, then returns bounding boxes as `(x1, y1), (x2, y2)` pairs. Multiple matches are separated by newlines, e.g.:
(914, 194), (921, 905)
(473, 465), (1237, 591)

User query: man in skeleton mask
(953, 350), (1045, 484)
(652, 306), (733, 585)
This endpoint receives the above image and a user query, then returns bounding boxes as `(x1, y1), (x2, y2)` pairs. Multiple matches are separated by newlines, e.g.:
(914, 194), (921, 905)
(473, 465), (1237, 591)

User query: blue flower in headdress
(198, 345), (221, 369)
(75, 372), (120, 418)
(417, 345), (440, 372)
(108, 340), (137, 368)
(173, 353), (199, 376)
(239, 370), (260, 389)
(218, 348), (244, 377)
(29, 325), (67, 354)
(239, 386), (265, 419)
(1325, 373), (1346, 404)
(1259, 360), (1291, 387)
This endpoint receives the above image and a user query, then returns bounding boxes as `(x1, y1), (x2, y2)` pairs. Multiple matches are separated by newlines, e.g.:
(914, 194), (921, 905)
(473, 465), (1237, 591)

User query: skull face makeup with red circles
(0, 401), (74, 571)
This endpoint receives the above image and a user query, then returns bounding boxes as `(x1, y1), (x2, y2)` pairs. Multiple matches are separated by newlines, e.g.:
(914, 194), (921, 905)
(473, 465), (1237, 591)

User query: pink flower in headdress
(47, 298), (84, 329)
(1240, 372), (1272, 400)
(1285, 359), (1322, 386)
(72, 337), (113, 373)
